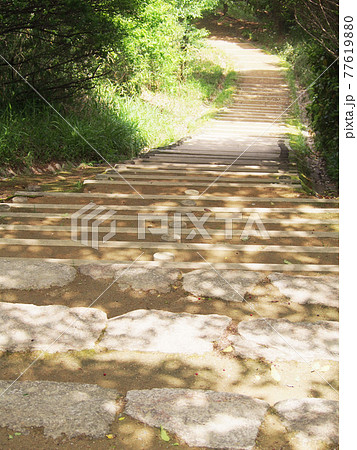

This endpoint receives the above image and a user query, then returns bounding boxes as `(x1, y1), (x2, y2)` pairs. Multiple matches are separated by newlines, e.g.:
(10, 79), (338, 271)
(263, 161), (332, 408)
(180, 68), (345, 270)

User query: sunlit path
(0, 30), (338, 449)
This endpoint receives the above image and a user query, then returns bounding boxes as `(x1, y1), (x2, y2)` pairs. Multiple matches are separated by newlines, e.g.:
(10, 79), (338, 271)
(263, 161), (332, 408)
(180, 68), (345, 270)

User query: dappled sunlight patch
(228, 318), (338, 362)
(0, 259), (76, 290)
(0, 302), (107, 353)
(182, 269), (263, 302)
(99, 309), (232, 354)
(124, 388), (269, 448)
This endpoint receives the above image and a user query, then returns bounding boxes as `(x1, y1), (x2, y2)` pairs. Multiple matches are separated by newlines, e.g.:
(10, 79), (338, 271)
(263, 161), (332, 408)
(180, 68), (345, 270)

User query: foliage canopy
(0, 0), (219, 101)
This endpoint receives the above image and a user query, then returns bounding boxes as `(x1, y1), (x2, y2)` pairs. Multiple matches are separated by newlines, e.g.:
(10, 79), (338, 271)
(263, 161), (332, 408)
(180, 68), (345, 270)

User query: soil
(0, 15), (339, 450)
(0, 274), (338, 449)
(0, 164), (103, 202)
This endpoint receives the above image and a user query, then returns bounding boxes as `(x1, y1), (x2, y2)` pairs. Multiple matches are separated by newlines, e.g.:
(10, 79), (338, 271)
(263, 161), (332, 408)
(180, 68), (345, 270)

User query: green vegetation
(217, 0), (338, 182)
(1, 0), (239, 169)
(0, 0), (338, 184)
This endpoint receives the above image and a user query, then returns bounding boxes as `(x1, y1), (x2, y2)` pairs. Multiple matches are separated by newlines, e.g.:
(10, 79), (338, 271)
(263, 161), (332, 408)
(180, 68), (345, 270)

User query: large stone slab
(274, 398), (339, 446)
(228, 318), (339, 362)
(182, 269), (262, 302)
(0, 302), (107, 353)
(79, 263), (118, 279)
(79, 264), (180, 293)
(125, 388), (269, 449)
(99, 309), (232, 354)
(115, 267), (181, 293)
(268, 273), (339, 307)
(0, 381), (119, 439)
(0, 260), (76, 290)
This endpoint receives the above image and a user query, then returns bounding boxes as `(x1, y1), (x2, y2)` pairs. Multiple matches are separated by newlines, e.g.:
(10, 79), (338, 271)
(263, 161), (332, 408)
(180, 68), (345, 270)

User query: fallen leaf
(160, 426), (170, 442)
(14, 433), (21, 436)
(284, 259), (292, 264)
(106, 434), (115, 439)
(222, 346), (233, 353)
(8, 435), (13, 439)
(119, 417), (125, 421)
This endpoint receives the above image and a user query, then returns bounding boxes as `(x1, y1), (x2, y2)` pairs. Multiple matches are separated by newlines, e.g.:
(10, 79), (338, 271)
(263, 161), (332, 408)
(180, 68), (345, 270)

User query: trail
(0, 31), (339, 449)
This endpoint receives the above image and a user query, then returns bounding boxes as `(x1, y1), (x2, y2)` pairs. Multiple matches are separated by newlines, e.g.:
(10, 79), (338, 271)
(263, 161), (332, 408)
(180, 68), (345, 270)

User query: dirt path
(0, 27), (338, 450)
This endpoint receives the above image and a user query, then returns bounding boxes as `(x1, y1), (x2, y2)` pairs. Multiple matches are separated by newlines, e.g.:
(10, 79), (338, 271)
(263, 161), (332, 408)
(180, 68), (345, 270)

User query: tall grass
(0, 41), (237, 169)
(213, 4), (338, 183)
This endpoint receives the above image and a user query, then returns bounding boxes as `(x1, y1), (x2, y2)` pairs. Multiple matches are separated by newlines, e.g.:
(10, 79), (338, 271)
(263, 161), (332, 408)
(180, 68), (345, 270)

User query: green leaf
(14, 433), (22, 436)
(284, 259), (293, 264)
(160, 426), (170, 442)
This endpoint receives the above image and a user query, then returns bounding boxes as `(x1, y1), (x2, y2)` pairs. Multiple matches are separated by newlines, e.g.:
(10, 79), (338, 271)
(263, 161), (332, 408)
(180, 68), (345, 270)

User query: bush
(0, 41), (237, 168)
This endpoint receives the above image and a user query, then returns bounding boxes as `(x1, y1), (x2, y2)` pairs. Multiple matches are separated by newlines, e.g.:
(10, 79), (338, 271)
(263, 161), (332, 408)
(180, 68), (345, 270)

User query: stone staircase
(0, 36), (338, 449)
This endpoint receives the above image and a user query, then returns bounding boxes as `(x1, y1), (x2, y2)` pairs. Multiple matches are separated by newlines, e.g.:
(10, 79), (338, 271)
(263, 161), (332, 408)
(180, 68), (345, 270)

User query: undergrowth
(214, 2), (338, 184)
(0, 41), (237, 170)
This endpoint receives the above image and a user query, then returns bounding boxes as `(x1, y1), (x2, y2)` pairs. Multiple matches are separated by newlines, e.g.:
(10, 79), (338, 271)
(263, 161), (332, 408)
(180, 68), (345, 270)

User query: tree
(0, 0), (146, 101)
(0, 0), (219, 101)
(293, 0), (338, 58)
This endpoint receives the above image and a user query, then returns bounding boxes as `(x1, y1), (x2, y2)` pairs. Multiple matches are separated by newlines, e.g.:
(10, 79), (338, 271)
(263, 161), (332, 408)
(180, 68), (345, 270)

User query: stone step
(4, 202), (339, 214)
(0, 300), (233, 355)
(83, 179), (296, 191)
(124, 388), (269, 449)
(0, 381), (120, 439)
(0, 242), (339, 267)
(216, 117), (289, 123)
(152, 147), (282, 155)
(0, 218), (339, 236)
(0, 237), (339, 254)
(0, 31), (339, 450)
(172, 144), (282, 151)
(0, 382), (338, 446)
(124, 389), (338, 449)
(0, 301), (107, 352)
(105, 168), (299, 177)
(142, 155), (283, 163)
(0, 231), (338, 250)
(114, 162), (296, 171)
(227, 318), (339, 362)
(0, 256), (339, 273)
(14, 190), (339, 204)
(96, 173), (299, 183)
(100, 309), (232, 354)
(0, 225), (338, 239)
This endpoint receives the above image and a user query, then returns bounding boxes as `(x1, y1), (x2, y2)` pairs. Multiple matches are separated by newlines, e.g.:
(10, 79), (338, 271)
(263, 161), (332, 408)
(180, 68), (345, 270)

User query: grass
(209, 5), (338, 189)
(279, 59), (315, 193)
(0, 41), (238, 171)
